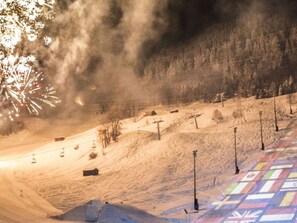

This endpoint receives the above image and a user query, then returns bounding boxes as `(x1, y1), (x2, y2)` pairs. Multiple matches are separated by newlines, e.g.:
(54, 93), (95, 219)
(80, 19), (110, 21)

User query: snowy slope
(0, 95), (295, 222)
(0, 168), (63, 223)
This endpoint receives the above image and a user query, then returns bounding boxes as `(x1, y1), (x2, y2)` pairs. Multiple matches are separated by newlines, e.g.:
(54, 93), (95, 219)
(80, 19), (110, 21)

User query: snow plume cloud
(33, 0), (297, 114)
(35, 0), (168, 113)
(34, 0), (250, 112)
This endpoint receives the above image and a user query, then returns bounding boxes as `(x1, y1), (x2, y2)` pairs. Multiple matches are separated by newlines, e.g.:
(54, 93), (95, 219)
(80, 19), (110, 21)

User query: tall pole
(259, 111), (265, 150)
(273, 95), (279, 132)
(191, 114), (202, 130)
(153, 120), (164, 140)
(234, 127), (240, 174)
(221, 93), (224, 108)
(193, 150), (199, 211)
(289, 94), (293, 115)
(194, 117), (198, 129)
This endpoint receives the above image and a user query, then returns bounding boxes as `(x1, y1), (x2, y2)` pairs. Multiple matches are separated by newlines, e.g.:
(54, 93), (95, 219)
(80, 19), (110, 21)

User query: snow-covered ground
(0, 95), (295, 222)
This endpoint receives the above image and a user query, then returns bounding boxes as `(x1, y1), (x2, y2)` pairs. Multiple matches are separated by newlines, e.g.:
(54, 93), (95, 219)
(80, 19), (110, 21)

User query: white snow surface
(0, 95), (295, 222)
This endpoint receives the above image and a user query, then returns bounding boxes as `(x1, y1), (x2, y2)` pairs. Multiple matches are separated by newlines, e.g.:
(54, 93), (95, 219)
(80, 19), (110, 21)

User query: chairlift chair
(92, 140), (96, 149)
(60, 148), (65, 157)
(31, 154), (36, 164)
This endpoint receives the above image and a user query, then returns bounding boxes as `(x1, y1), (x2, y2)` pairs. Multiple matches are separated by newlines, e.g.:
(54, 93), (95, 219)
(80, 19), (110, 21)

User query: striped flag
(259, 208), (296, 222)
(288, 170), (297, 179)
(270, 164), (294, 170)
(280, 192), (297, 207)
(238, 193), (273, 209)
(259, 180), (283, 193)
(263, 169), (290, 180)
(225, 182), (256, 195)
(281, 180), (297, 191)
(245, 193), (275, 200)
(238, 200), (268, 209)
(253, 162), (270, 171)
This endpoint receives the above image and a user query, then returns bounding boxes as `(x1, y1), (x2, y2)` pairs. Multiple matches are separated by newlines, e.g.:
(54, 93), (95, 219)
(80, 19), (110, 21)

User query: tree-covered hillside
(143, 10), (297, 103)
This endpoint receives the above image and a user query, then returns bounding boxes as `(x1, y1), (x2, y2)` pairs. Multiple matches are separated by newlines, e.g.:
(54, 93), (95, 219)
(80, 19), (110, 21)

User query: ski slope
(0, 95), (295, 222)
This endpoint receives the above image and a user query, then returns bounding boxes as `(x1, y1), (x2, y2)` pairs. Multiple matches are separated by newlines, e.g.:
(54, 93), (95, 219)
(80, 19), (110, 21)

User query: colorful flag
(245, 193), (274, 200)
(238, 200), (268, 209)
(288, 170), (297, 179)
(259, 180), (283, 193)
(240, 171), (261, 182)
(289, 172), (297, 179)
(281, 180), (297, 191)
(224, 210), (262, 223)
(279, 192), (297, 207)
(270, 164), (294, 170)
(212, 196), (241, 210)
(253, 162), (270, 171)
(238, 193), (273, 209)
(263, 169), (290, 180)
(259, 208), (296, 222)
(225, 182), (256, 195)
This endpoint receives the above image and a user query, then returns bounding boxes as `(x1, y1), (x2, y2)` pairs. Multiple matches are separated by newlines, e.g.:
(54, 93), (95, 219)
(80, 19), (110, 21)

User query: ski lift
(60, 148), (65, 157)
(31, 154), (36, 164)
(74, 144), (79, 150)
(92, 140), (96, 149)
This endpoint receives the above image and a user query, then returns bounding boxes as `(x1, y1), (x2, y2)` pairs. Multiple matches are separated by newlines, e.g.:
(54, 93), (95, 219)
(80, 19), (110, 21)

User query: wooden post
(194, 117), (198, 129)
(192, 114), (202, 129)
(153, 120), (164, 140)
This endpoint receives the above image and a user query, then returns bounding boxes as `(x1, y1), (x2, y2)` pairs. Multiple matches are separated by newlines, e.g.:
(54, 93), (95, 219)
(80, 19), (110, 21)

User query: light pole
(259, 111), (265, 150)
(192, 114), (202, 129)
(273, 95), (279, 132)
(289, 94), (293, 115)
(153, 120), (164, 140)
(193, 150), (199, 211)
(234, 127), (240, 174)
(194, 116), (198, 129)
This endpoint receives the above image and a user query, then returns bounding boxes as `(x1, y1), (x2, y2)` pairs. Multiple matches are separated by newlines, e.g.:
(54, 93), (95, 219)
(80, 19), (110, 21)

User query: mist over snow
(19, 0), (297, 116)
(20, 0), (258, 114)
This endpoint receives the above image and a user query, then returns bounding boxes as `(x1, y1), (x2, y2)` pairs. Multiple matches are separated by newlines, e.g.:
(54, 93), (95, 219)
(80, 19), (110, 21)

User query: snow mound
(54, 200), (170, 223)
(100, 202), (170, 223)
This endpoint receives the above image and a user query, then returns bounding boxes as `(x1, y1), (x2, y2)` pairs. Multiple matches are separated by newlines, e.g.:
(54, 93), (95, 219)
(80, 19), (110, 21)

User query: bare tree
(232, 108), (246, 125)
(106, 106), (122, 142)
(212, 109), (223, 124)
(97, 127), (110, 148)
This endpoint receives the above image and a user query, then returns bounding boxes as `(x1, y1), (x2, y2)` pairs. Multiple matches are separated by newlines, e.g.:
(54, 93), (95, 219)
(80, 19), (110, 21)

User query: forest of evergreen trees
(142, 11), (297, 104)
